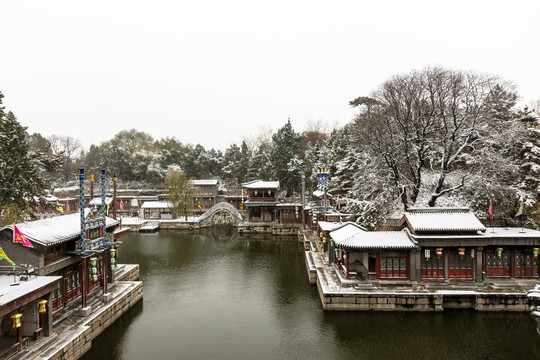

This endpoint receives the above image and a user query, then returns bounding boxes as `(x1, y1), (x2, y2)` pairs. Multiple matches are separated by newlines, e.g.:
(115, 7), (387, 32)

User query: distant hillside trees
(3, 65), (536, 229)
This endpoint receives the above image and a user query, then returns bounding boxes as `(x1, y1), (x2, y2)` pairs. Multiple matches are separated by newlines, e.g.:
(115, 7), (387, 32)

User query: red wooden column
(511, 248), (515, 278)
(113, 174), (117, 220)
(90, 174), (94, 201)
(17, 322), (22, 352)
(62, 268), (67, 309)
(81, 256), (88, 308)
(346, 251), (350, 279)
(103, 249), (108, 295)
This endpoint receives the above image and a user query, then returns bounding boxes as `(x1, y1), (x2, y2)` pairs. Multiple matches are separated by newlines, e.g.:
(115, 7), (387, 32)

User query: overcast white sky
(1, 1), (539, 151)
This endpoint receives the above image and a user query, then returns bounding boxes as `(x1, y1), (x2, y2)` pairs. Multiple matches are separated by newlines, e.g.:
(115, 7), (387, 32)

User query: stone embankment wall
(114, 264), (140, 282)
(46, 281), (143, 360)
(306, 249), (532, 312)
(473, 294), (530, 311)
(305, 251), (317, 285)
(125, 220), (301, 235)
(36, 265), (141, 360)
(315, 271), (531, 312)
(48, 281), (143, 360)
(316, 274), (444, 311)
(238, 224), (300, 235)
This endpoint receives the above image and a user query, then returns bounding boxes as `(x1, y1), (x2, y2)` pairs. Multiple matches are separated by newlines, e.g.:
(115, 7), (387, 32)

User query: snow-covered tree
(48, 135), (83, 181)
(246, 139), (273, 182)
(0, 91), (60, 224)
(349, 66), (526, 211)
(270, 119), (303, 193)
(222, 141), (250, 186)
(222, 143), (242, 184)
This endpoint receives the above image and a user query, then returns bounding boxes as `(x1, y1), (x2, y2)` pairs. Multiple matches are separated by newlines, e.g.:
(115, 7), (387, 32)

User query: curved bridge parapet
(198, 202), (244, 225)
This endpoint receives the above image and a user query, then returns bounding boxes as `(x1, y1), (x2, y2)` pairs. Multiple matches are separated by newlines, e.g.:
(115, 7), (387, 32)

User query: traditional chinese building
(190, 179), (220, 213)
(330, 222), (417, 280)
(242, 180), (279, 222)
(328, 207), (540, 283)
(0, 213), (120, 312)
(0, 275), (59, 356)
(223, 185), (244, 210)
(403, 207), (540, 282)
(276, 203), (303, 225)
(140, 201), (173, 219)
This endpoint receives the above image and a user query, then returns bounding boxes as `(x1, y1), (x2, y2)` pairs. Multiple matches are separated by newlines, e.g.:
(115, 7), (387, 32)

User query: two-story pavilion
(242, 180), (279, 222)
(190, 179), (220, 213)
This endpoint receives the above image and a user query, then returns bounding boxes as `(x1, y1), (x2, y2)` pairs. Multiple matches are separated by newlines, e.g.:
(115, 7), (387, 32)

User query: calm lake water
(82, 229), (540, 360)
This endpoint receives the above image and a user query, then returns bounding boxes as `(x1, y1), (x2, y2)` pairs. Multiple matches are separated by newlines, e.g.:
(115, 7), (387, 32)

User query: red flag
(66, 202), (70, 212)
(120, 200), (124, 211)
(488, 200), (493, 219)
(13, 224), (34, 248)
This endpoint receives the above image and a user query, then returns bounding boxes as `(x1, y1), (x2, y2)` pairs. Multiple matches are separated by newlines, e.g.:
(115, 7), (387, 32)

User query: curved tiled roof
(191, 179), (219, 186)
(403, 208), (486, 233)
(242, 180), (280, 189)
(1, 213), (118, 247)
(328, 222), (415, 249)
(333, 229), (417, 249)
(140, 201), (173, 209)
(89, 197), (113, 206)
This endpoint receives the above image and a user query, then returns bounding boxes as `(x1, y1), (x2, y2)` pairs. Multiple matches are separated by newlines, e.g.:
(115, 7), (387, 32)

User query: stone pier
(18, 265), (142, 360)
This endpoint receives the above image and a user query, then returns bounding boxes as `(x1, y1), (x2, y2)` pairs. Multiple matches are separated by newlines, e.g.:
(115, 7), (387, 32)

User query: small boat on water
(139, 221), (160, 233)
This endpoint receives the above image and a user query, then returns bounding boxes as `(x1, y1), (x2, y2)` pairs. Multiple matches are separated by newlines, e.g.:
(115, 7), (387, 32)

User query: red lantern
(458, 248), (466, 259)
(436, 248), (443, 259)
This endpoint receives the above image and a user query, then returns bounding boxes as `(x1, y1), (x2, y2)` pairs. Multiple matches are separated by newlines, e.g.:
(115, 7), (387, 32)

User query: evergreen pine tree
(270, 119), (302, 193)
(0, 92), (43, 224)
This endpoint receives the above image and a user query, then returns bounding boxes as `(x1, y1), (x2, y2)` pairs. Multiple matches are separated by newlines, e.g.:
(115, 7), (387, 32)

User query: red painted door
(448, 250), (473, 281)
(514, 252), (539, 277)
(421, 252), (445, 280)
(485, 251), (511, 277)
(378, 252), (408, 279)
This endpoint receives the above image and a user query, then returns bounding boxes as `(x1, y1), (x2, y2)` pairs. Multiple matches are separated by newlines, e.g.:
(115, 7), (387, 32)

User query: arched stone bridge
(198, 202), (244, 225)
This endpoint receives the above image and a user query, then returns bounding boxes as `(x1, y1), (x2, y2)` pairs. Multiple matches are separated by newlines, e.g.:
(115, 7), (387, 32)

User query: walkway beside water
(14, 265), (141, 360)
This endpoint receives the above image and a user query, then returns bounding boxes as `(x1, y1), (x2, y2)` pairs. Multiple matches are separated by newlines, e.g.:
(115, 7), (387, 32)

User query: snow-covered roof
(242, 180), (280, 189)
(333, 228), (417, 250)
(328, 222), (367, 241)
(44, 195), (59, 202)
(313, 190), (333, 198)
(402, 207), (486, 233)
(140, 201), (173, 209)
(276, 203), (303, 208)
(52, 186), (79, 193)
(89, 197), (113, 206)
(190, 179), (219, 186)
(0, 275), (62, 309)
(485, 227), (540, 238)
(318, 221), (342, 232)
(0, 213), (118, 247)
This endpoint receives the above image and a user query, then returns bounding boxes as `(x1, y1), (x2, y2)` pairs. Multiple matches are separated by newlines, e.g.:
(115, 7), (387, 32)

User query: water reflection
(82, 229), (540, 360)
